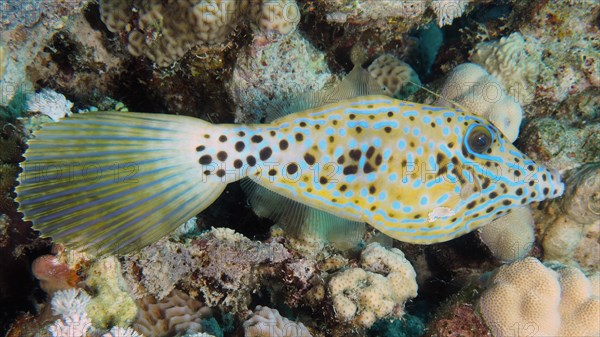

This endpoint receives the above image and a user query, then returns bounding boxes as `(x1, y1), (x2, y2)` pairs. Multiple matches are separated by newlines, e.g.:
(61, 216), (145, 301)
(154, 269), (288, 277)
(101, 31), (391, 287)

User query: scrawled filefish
(16, 84), (564, 255)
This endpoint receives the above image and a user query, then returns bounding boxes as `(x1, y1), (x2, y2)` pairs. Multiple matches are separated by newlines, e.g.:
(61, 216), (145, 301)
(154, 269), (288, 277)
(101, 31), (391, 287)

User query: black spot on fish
(238, 131), (246, 137)
(384, 126), (392, 133)
(259, 147), (272, 161)
(270, 131), (276, 136)
(543, 187), (549, 195)
(514, 170), (521, 177)
(370, 205), (376, 211)
(247, 155), (256, 166)
(349, 114), (356, 120)
(369, 115), (375, 120)
(436, 153), (446, 165)
(319, 176), (328, 184)
(268, 169), (277, 176)
(219, 135), (227, 142)
(375, 154), (382, 166)
(337, 155), (345, 165)
(466, 201), (477, 209)
(339, 184), (347, 192)
(401, 159), (407, 167)
(216, 169), (225, 178)
(343, 165), (358, 175)
(530, 191), (536, 198)
(369, 185), (376, 194)
(409, 116), (415, 121)
(366, 146), (375, 159)
(234, 159), (243, 169)
(203, 170), (211, 175)
(409, 141), (415, 148)
(482, 177), (491, 190)
(447, 117), (452, 122)
(431, 122), (436, 128)
(364, 162), (375, 174)
(235, 141), (245, 152)
(521, 198), (527, 204)
(204, 134), (210, 139)
(279, 139), (288, 150)
(516, 188), (523, 196)
(387, 111), (393, 117)
(332, 120), (338, 125)
(542, 173), (547, 182)
(448, 142), (454, 148)
(486, 206), (494, 213)
(355, 126), (363, 134)
(502, 200), (512, 206)
(251, 135), (263, 143)
(529, 180), (535, 187)
(300, 122), (307, 127)
(527, 165), (535, 171)
(286, 163), (298, 174)
(217, 151), (228, 161)
(349, 149), (362, 161)
(414, 214), (421, 219)
(196, 145), (205, 152)
(304, 153), (316, 165)
(329, 136), (334, 143)
(368, 104), (374, 108)
(199, 155), (212, 165)
(295, 133), (304, 141)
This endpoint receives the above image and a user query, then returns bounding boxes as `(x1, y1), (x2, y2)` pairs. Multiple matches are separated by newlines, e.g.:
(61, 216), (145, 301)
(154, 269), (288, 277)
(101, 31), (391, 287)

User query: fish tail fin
(16, 112), (225, 255)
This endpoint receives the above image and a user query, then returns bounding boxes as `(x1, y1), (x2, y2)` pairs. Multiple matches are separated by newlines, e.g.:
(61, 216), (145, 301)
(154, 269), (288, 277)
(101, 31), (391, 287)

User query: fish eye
(467, 125), (492, 154)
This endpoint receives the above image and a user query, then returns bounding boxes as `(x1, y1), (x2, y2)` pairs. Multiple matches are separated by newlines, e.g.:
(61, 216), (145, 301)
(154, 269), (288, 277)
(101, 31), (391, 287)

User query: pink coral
(32, 254), (77, 294)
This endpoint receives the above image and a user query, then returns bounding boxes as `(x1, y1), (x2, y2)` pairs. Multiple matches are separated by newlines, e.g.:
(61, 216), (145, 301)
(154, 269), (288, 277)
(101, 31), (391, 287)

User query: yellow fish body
(16, 95), (564, 254)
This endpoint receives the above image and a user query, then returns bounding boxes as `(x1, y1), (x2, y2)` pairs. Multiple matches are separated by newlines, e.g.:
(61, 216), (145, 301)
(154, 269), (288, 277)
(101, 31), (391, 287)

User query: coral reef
(479, 257), (600, 337)
(520, 118), (600, 171)
(328, 243), (417, 328)
(430, 0), (469, 27)
(48, 288), (93, 337)
(134, 289), (212, 337)
(470, 32), (542, 105)
(243, 306), (311, 337)
(99, 0), (300, 67)
(25, 89), (73, 121)
(425, 303), (490, 337)
(84, 257), (137, 329)
(478, 207), (535, 262)
(436, 63), (523, 142)
(227, 31), (332, 122)
(32, 254), (77, 295)
(367, 54), (421, 99)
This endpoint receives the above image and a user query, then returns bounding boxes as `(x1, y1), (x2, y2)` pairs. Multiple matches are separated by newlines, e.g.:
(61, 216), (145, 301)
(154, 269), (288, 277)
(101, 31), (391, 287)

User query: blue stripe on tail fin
(17, 112), (225, 255)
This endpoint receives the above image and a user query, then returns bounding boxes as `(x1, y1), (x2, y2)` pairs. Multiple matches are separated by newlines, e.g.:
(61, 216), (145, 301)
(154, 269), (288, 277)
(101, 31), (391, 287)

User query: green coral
(85, 256), (137, 329)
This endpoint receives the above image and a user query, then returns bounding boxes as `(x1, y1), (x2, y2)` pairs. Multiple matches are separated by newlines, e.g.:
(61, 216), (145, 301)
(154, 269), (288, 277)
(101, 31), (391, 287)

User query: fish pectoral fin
(17, 112), (225, 255)
(241, 178), (366, 248)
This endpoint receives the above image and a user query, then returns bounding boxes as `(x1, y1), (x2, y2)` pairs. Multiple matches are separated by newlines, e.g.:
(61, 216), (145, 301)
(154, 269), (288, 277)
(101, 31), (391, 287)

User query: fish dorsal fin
(267, 65), (387, 122)
(240, 178), (366, 248)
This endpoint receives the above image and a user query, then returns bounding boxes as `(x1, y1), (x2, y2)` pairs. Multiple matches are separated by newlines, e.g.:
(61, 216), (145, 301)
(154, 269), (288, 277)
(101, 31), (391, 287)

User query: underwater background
(0, 0), (599, 336)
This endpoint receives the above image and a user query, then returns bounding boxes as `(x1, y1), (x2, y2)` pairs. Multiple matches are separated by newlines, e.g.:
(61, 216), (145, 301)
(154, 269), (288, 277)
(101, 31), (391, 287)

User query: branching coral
(48, 288), (93, 337)
(430, 0), (469, 27)
(479, 257), (600, 337)
(328, 243), (417, 328)
(243, 306), (312, 337)
(99, 0), (300, 67)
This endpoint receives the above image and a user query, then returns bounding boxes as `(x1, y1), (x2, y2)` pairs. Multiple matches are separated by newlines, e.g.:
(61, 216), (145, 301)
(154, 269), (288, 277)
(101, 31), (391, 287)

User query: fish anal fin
(240, 178), (366, 248)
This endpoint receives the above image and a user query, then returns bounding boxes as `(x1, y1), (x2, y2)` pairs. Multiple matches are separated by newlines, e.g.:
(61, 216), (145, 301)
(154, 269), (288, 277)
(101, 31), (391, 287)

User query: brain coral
(436, 63), (523, 142)
(99, 0), (300, 66)
(243, 306), (312, 337)
(367, 54), (421, 99)
(470, 32), (542, 105)
(479, 257), (600, 337)
(328, 243), (417, 328)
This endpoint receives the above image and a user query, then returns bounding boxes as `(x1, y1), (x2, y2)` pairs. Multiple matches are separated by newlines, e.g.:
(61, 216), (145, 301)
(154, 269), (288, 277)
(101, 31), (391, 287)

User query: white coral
(49, 289), (93, 337)
(244, 306), (312, 337)
(26, 89), (74, 121)
(430, 0), (468, 27)
(103, 326), (145, 337)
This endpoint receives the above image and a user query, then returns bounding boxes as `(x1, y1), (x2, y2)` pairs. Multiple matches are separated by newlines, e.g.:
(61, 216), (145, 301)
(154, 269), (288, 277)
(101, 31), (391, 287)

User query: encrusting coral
(479, 257), (600, 337)
(436, 63), (524, 142)
(367, 54), (421, 99)
(478, 206), (535, 262)
(328, 243), (417, 328)
(243, 306), (311, 337)
(48, 288), (93, 337)
(99, 0), (300, 67)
